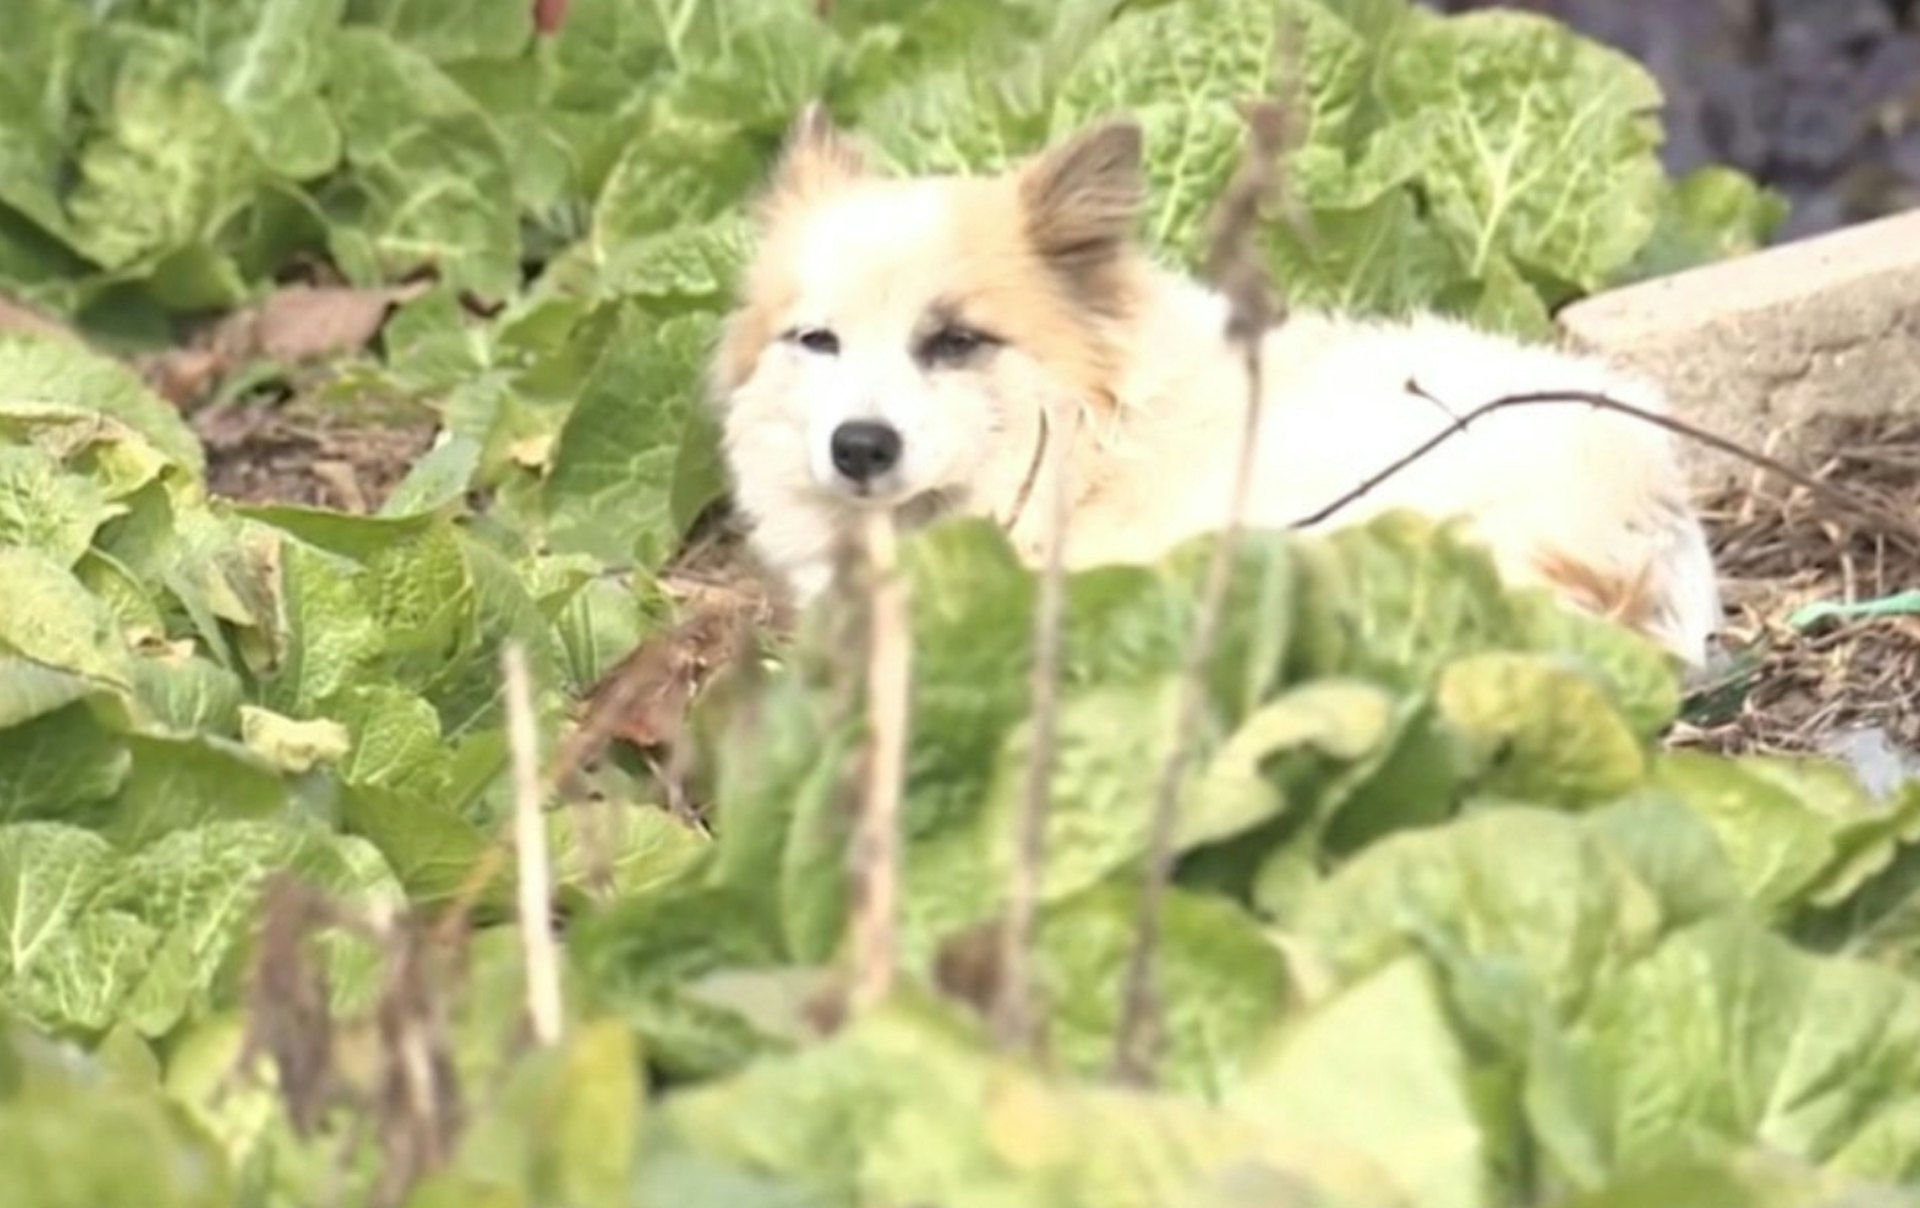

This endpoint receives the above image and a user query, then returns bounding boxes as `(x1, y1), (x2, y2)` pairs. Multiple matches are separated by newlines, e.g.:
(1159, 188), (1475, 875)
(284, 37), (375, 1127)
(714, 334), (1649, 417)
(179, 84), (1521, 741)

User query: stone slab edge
(1557, 206), (1920, 492)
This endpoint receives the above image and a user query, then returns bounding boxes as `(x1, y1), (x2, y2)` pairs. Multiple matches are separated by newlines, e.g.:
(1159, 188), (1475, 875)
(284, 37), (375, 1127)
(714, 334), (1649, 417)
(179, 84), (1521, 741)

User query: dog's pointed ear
(1017, 119), (1145, 284)
(763, 102), (867, 214)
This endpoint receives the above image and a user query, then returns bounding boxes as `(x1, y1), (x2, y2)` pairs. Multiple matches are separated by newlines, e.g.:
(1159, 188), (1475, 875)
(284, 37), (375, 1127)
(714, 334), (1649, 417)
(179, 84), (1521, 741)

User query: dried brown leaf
(243, 282), (430, 365)
(566, 603), (750, 763)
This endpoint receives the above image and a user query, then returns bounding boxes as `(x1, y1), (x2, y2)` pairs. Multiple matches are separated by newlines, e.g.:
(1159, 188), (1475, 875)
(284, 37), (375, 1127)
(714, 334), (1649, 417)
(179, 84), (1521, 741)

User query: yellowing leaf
(1652, 753), (1839, 915)
(324, 29), (520, 297)
(0, 547), (130, 687)
(238, 704), (350, 774)
(1436, 652), (1646, 805)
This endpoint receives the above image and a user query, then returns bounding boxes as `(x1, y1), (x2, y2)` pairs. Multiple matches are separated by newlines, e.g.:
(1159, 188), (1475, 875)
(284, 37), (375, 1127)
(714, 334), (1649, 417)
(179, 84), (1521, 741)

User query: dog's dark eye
(919, 324), (997, 366)
(788, 327), (840, 355)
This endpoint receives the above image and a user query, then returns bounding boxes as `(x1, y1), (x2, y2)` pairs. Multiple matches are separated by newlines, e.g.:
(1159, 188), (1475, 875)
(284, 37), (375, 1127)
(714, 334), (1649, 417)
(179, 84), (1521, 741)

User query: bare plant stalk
(993, 407), (1073, 1053)
(1289, 382), (1920, 553)
(503, 643), (563, 1046)
(371, 912), (464, 1208)
(1114, 97), (1294, 1085)
(849, 509), (910, 1012)
(233, 875), (339, 1136)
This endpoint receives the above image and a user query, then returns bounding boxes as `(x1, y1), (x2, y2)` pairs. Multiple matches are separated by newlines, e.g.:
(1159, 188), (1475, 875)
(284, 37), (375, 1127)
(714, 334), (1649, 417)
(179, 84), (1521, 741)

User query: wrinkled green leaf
(359, 0), (533, 63)
(324, 29), (519, 297)
(1226, 957), (1490, 1208)
(1652, 753), (1840, 915)
(1295, 807), (1667, 1018)
(441, 1018), (641, 1207)
(1053, 0), (1340, 262)
(549, 804), (708, 908)
(66, 68), (261, 310)
(1574, 918), (1920, 1184)
(570, 886), (785, 1079)
(1366, 9), (1665, 291)
(0, 824), (119, 1012)
(0, 703), (129, 825)
(195, 0), (347, 179)
(1620, 166), (1788, 286)
(0, 547), (129, 688)
(0, 1020), (234, 1208)
(0, 445), (113, 567)
(653, 999), (1412, 1208)
(339, 782), (491, 905)
(541, 310), (718, 570)
(105, 733), (291, 847)
(1291, 510), (1519, 689)
(1037, 883), (1292, 1095)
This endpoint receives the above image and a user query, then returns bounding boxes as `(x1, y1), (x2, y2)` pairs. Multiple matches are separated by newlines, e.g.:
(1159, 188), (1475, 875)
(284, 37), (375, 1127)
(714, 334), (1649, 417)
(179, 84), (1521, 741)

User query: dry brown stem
(1114, 90), (1296, 1084)
(993, 408), (1073, 1053)
(370, 912), (464, 1208)
(1288, 382), (1920, 551)
(849, 509), (911, 1012)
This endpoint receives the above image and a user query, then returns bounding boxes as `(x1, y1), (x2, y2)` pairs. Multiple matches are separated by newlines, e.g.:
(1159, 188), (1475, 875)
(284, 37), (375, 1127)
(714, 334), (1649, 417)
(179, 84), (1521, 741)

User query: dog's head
(711, 107), (1146, 523)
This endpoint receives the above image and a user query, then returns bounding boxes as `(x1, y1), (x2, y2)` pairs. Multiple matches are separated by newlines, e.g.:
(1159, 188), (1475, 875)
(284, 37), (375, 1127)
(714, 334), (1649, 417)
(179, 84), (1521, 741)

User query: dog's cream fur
(710, 110), (1722, 666)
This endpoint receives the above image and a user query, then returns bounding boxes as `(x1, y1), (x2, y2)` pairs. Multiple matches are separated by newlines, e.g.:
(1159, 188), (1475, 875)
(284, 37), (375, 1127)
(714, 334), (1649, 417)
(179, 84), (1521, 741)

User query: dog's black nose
(829, 421), (903, 482)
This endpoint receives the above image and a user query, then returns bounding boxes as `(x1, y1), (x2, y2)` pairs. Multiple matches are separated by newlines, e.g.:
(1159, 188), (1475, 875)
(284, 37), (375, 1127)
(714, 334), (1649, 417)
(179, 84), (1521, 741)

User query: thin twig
(647, 746), (713, 837)
(1114, 95), (1294, 1085)
(849, 509), (910, 1012)
(1287, 382), (1920, 553)
(993, 405), (1073, 1053)
(503, 643), (563, 1046)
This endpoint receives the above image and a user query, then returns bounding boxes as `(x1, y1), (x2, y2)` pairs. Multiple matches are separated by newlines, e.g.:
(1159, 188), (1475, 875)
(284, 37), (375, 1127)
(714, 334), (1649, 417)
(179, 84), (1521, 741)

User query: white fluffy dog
(708, 108), (1722, 666)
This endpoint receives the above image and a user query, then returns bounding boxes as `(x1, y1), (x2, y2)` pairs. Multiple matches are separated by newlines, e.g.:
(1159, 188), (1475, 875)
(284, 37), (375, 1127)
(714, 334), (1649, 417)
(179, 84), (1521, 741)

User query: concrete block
(1558, 206), (1920, 489)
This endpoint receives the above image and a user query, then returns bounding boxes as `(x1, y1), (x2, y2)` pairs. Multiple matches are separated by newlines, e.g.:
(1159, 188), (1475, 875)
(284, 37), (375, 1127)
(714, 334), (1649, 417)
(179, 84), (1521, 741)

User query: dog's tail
(1525, 497), (1722, 669)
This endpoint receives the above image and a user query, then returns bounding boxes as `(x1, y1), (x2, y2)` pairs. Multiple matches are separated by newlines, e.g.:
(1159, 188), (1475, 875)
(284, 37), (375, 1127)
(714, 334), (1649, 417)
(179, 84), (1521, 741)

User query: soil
(1679, 414), (1920, 763)
(194, 397), (440, 514)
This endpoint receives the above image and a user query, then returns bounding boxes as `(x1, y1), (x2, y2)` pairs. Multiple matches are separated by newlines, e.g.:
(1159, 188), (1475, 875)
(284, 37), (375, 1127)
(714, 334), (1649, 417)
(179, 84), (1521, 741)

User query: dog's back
(1247, 311), (1723, 663)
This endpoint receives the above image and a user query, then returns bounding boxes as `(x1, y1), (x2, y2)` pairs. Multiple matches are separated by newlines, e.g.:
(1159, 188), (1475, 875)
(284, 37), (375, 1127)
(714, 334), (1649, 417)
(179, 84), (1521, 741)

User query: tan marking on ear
(1531, 547), (1660, 631)
(943, 180), (1132, 414)
(1015, 119), (1145, 313)
(713, 122), (1146, 416)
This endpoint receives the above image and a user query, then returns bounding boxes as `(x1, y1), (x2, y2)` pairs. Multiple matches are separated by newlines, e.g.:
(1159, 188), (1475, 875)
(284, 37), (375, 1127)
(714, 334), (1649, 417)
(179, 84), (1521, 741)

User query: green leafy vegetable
(3, 3), (1905, 1207)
